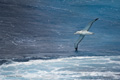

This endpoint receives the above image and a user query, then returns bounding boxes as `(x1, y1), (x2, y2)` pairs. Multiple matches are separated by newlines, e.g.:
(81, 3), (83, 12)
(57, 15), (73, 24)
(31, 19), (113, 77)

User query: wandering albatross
(74, 18), (99, 51)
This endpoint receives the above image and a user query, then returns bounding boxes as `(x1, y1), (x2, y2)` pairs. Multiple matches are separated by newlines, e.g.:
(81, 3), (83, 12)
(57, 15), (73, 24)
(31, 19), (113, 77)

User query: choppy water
(0, 56), (120, 80)
(0, 0), (120, 80)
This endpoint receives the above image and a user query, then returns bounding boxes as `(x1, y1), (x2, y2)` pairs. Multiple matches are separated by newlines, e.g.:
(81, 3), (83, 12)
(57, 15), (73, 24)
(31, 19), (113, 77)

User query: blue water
(0, 0), (120, 80)
(0, 56), (120, 80)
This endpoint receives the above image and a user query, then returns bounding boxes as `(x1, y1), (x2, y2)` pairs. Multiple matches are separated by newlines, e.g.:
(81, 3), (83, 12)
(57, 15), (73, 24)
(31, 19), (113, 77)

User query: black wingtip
(75, 48), (78, 51)
(95, 18), (99, 21)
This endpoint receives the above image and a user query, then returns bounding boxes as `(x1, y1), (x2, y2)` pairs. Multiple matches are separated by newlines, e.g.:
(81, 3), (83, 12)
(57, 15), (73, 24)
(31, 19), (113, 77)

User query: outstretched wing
(74, 35), (85, 49)
(83, 18), (99, 31)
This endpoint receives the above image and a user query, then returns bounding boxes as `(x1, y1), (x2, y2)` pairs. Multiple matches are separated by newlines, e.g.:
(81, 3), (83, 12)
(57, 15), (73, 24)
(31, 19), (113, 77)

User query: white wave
(0, 56), (120, 80)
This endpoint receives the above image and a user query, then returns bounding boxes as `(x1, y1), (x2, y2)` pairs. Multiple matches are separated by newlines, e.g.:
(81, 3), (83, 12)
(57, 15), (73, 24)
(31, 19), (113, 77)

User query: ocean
(0, 0), (120, 80)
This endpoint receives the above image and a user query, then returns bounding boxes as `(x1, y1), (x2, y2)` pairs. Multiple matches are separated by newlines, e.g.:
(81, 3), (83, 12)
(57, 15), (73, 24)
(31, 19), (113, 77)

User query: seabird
(74, 18), (99, 51)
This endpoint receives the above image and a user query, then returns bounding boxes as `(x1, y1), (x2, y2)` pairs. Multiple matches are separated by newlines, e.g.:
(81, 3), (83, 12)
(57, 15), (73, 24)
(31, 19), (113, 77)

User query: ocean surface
(0, 0), (120, 80)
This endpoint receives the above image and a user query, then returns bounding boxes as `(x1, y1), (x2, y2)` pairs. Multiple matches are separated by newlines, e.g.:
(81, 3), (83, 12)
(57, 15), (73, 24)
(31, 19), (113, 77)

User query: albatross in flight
(74, 18), (99, 51)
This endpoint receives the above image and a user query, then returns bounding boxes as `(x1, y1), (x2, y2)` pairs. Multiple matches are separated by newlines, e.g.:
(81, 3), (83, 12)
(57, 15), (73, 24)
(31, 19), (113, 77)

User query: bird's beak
(74, 31), (78, 34)
(74, 33), (77, 34)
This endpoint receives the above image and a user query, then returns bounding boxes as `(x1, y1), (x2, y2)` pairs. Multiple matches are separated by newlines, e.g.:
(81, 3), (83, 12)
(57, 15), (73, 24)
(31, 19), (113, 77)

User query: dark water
(0, 0), (120, 80)
(0, 0), (120, 59)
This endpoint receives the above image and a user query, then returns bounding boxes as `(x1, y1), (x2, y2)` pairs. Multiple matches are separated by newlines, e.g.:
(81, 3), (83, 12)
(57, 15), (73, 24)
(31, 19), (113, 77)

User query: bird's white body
(74, 30), (94, 35)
